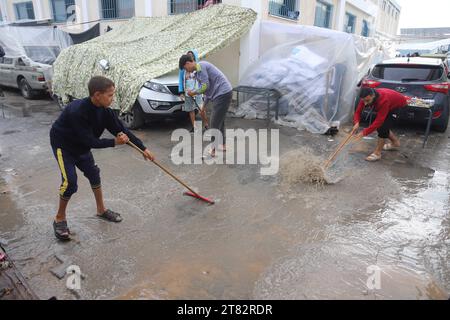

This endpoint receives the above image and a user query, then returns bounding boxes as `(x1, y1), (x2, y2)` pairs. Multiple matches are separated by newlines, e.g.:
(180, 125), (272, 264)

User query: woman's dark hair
(179, 54), (194, 70)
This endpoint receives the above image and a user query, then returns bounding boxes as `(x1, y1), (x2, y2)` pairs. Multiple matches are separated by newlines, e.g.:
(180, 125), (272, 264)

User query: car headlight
(143, 81), (171, 94)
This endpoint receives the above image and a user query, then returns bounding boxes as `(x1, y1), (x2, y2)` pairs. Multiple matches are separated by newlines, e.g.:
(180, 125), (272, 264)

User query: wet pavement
(0, 88), (449, 300)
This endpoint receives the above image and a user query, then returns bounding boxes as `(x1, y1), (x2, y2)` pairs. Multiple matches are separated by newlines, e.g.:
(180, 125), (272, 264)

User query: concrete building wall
(0, 0), (401, 85)
(258, 0), (379, 37)
(374, 0), (401, 39)
(1, 0), (401, 38)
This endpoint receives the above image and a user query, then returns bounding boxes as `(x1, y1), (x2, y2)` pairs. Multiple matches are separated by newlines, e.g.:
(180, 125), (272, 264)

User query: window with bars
(268, 0), (299, 21)
(100, 0), (135, 19)
(14, 1), (35, 20)
(314, 1), (332, 29)
(344, 12), (356, 33)
(361, 20), (370, 37)
(168, 0), (222, 15)
(50, 0), (76, 23)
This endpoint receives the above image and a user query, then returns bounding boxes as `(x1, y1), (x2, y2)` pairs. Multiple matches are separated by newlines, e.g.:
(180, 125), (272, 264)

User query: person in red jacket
(353, 88), (407, 162)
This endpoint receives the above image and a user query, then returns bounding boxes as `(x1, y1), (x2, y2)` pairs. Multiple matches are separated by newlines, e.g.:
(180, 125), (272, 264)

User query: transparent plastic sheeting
(0, 26), (73, 65)
(233, 22), (394, 134)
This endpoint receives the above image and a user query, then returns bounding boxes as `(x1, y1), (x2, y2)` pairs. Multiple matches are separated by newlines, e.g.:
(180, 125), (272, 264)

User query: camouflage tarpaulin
(52, 4), (257, 112)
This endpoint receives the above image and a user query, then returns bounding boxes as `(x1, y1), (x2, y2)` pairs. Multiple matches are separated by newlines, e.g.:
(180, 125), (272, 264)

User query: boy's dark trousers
(51, 146), (101, 200)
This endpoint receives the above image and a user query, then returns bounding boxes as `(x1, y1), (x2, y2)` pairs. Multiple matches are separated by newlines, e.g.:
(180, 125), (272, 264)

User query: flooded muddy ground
(0, 88), (449, 300)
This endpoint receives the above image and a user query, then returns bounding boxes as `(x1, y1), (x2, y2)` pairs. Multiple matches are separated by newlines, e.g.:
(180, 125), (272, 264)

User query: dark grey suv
(360, 57), (449, 132)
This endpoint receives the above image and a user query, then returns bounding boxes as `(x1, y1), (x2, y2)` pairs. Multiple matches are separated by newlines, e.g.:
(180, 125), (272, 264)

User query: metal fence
(168, 0), (222, 15)
(100, 0), (135, 19)
(268, 0), (299, 21)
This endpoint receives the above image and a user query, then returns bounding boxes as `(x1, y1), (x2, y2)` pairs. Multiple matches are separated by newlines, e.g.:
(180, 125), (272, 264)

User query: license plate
(408, 97), (435, 108)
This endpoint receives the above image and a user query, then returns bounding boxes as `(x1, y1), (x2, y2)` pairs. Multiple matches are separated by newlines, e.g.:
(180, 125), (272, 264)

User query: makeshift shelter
(396, 38), (450, 56)
(0, 25), (72, 65)
(69, 23), (101, 45)
(233, 22), (393, 134)
(52, 4), (257, 112)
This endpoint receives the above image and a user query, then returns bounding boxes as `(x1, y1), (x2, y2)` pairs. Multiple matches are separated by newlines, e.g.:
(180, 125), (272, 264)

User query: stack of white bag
(232, 22), (393, 134)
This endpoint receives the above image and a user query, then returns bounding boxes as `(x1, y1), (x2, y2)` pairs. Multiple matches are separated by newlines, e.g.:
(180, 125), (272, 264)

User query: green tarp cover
(52, 4), (257, 112)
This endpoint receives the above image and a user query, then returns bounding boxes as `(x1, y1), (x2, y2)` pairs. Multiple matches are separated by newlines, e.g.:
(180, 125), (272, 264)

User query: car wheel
(119, 103), (145, 129)
(432, 104), (449, 133)
(19, 78), (34, 100)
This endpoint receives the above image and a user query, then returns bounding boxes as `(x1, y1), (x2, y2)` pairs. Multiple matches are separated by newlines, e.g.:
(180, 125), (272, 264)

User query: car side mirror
(0, 46), (5, 58)
(99, 59), (110, 71)
(447, 72), (450, 79)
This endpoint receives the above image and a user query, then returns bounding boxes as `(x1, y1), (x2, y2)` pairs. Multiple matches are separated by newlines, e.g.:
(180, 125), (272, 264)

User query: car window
(0, 57), (13, 65)
(17, 58), (26, 66)
(372, 64), (444, 82)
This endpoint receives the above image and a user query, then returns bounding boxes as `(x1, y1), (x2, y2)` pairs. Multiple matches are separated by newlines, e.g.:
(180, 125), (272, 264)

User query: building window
(361, 20), (370, 37)
(344, 12), (355, 33)
(268, 0), (299, 21)
(50, 0), (76, 23)
(100, 0), (135, 19)
(314, 1), (332, 29)
(14, 1), (35, 20)
(168, 0), (222, 15)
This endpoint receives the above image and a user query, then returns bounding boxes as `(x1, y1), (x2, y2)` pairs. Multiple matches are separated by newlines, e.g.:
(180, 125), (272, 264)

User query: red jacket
(354, 88), (407, 136)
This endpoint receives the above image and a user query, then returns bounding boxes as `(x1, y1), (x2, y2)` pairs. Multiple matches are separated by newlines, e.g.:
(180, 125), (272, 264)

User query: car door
(0, 57), (14, 87)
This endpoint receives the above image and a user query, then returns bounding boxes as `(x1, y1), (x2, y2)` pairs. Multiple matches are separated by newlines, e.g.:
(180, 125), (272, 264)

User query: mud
(0, 88), (449, 300)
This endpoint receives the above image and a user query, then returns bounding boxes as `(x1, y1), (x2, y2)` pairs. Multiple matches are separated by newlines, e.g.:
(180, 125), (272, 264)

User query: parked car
(419, 53), (449, 71)
(0, 54), (50, 99)
(54, 70), (188, 129)
(118, 71), (187, 129)
(359, 57), (450, 132)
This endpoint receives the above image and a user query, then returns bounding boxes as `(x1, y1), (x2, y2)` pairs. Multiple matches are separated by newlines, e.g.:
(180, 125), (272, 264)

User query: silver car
(0, 55), (50, 99)
(119, 71), (187, 129)
(54, 70), (190, 128)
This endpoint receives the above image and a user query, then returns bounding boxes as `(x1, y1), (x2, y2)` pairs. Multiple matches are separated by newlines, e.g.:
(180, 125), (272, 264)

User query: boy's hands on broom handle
(142, 148), (155, 161)
(117, 132), (155, 161)
(351, 123), (365, 143)
(353, 132), (365, 141)
(349, 123), (364, 143)
(115, 132), (129, 145)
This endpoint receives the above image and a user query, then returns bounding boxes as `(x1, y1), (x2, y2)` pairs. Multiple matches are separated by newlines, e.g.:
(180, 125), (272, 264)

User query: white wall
(207, 39), (241, 87)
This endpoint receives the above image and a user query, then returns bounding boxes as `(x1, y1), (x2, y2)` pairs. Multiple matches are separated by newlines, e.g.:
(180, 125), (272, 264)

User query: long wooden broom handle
(323, 127), (357, 170)
(126, 140), (199, 196)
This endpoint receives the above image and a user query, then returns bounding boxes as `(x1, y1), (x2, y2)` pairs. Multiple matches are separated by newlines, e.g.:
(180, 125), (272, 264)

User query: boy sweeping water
(50, 76), (154, 241)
